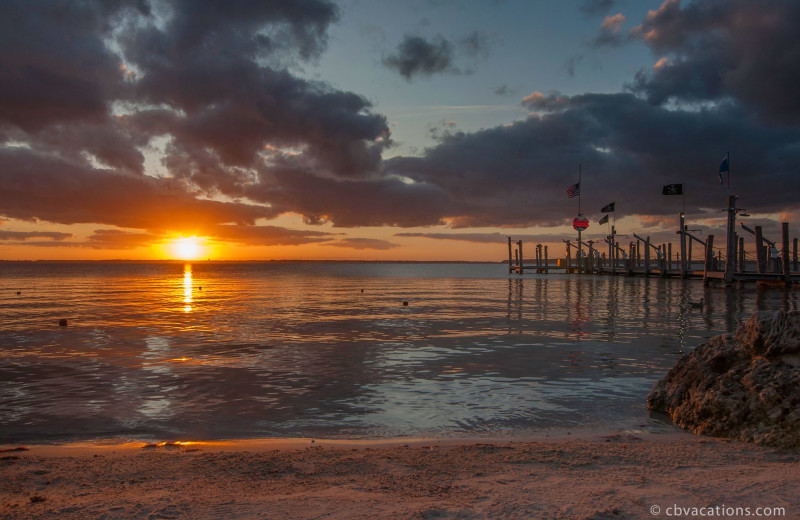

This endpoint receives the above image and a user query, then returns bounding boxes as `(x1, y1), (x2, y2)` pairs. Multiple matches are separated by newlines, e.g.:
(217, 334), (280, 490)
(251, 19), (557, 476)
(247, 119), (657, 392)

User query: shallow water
(1, 261), (797, 442)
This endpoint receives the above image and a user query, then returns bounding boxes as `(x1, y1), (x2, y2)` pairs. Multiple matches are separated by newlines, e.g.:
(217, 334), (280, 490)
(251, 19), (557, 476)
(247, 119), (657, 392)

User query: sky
(1, 0), (799, 261)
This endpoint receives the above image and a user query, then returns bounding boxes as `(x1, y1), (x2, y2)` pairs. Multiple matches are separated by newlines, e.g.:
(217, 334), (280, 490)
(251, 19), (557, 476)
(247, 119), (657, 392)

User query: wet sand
(2, 432), (798, 520)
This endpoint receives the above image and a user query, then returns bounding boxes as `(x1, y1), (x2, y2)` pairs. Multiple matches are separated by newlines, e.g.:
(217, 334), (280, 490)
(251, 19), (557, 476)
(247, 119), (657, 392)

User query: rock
(648, 310), (800, 449)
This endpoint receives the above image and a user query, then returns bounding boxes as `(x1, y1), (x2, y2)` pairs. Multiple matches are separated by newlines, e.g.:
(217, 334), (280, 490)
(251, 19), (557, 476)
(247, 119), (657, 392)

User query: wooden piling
(755, 226), (766, 274)
(544, 245), (549, 274)
(668, 243), (673, 272)
(679, 213), (687, 277)
(738, 236), (745, 273)
(565, 241), (572, 273)
(724, 195), (737, 286)
(704, 234), (715, 286)
(517, 240), (524, 275)
(783, 223), (791, 287)
(636, 241), (641, 268)
(508, 236), (513, 274)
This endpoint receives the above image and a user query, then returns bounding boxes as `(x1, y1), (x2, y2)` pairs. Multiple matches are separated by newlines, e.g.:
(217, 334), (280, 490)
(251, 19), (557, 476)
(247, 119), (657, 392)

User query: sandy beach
(2, 432), (798, 520)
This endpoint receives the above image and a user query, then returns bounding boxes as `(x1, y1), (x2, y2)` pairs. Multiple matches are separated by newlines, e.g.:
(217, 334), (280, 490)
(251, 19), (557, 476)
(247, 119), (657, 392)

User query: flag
(566, 182), (580, 198)
(662, 183), (683, 195)
(719, 155), (729, 185)
(599, 214), (609, 225)
(601, 202), (615, 213)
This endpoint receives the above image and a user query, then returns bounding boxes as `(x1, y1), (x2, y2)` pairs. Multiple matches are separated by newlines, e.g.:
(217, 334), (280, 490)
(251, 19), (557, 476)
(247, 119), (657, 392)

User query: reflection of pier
(508, 197), (799, 288)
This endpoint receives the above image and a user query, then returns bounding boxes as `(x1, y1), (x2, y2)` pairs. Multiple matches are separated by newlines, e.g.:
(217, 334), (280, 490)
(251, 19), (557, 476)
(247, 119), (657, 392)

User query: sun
(169, 237), (204, 260)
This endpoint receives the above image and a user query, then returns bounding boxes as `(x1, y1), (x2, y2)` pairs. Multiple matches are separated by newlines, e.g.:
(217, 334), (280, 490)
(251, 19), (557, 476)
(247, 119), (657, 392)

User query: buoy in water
(16, 291), (21, 295)
(402, 301), (408, 306)
(59, 319), (68, 327)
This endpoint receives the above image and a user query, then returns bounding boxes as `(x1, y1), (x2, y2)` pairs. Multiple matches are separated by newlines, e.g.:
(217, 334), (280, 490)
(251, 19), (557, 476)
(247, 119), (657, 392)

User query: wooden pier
(508, 201), (799, 288)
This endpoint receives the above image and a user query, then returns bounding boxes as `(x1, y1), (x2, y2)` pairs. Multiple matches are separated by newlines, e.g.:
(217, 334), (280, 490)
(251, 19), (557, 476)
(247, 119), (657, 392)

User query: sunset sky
(1, 0), (799, 261)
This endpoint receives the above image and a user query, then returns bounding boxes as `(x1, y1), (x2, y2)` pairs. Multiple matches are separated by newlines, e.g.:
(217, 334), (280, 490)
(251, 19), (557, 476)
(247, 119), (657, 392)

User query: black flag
(601, 202), (615, 213)
(662, 183), (683, 195)
(599, 214), (609, 225)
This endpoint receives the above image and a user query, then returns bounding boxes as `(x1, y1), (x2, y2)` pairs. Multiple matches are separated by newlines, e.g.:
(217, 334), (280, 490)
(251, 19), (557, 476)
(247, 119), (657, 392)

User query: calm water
(1, 261), (798, 443)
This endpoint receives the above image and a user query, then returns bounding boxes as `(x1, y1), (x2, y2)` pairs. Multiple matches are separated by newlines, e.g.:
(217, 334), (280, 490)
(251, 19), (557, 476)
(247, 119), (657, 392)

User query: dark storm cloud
(384, 91), (800, 228)
(374, 0), (800, 229)
(628, 0), (800, 123)
(382, 34), (456, 80)
(244, 167), (452, 228)
(0, 0), (147, 132)
(0, 0), (391, 242)
(0, 147), (269, 231)
(3, 0), (800, 243)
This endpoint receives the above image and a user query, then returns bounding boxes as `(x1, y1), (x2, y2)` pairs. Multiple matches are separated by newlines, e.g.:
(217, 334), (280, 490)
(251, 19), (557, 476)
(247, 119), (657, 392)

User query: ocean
(1, 261), (797, 443)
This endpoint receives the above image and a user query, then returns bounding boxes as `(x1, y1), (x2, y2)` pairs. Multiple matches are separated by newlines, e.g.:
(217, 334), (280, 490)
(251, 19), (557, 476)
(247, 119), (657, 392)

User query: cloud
(0, 230), (73, 241)
(381, 29), (492, 81)
(395, 231), (599, 245)
(85, 229), (160, 249)
(494, 84), (514, 96)
(579, 0), (616, 17)
(395, 232), (513, 244)
(2, 0), (800, 250)
(458, 30), (491, 59)
(0, 0), (391, 236)
(382, 34), (457, 80)
(0, 1), (145, 132)
(207, 224), (334, 246)
(521, 91), (571, 112)
(324, 238), (401, 250)
(628, 0), (800, 123)
(384, 90), (800, 228)
(595, 13), (627, 46)
(244, 167), (451, 228)
(565, 55), (585, 77)
(0, 147), (270, 231)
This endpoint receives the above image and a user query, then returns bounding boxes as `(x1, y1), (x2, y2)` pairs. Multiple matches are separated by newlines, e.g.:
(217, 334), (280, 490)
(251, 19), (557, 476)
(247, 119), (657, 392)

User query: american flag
(566, 182), (580, 198)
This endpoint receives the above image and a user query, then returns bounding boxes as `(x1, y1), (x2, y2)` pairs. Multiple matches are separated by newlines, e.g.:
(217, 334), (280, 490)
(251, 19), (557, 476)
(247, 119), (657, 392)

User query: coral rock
(648, 311), (800, 449)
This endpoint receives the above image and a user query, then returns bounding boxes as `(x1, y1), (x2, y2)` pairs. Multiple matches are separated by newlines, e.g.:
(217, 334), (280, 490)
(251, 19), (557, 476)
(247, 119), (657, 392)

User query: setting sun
(169, 237), (205, 260)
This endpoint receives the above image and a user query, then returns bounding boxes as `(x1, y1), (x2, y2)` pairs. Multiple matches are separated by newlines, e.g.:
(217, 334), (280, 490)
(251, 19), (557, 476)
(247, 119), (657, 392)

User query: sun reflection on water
(183, 263), (193, 312)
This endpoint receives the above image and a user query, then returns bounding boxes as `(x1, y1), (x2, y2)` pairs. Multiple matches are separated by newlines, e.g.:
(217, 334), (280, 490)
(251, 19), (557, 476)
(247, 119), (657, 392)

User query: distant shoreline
(0, 259), (506, 264)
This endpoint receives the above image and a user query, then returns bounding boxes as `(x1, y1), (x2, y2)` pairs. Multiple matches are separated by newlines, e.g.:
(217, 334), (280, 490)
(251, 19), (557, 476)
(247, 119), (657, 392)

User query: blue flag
(719, 155), (729, 185)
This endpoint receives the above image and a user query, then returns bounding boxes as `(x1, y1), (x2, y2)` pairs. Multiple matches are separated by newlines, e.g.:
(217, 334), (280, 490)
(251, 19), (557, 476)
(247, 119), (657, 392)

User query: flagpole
(578, 163), (582, 215)
(578, 163), (582, 273)
(682, 182), (686, 215)
(727, 151), (731, 193)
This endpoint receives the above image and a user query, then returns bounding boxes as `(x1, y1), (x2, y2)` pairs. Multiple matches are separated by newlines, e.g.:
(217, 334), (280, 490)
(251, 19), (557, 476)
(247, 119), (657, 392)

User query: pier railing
(507, 216), (799, 287)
